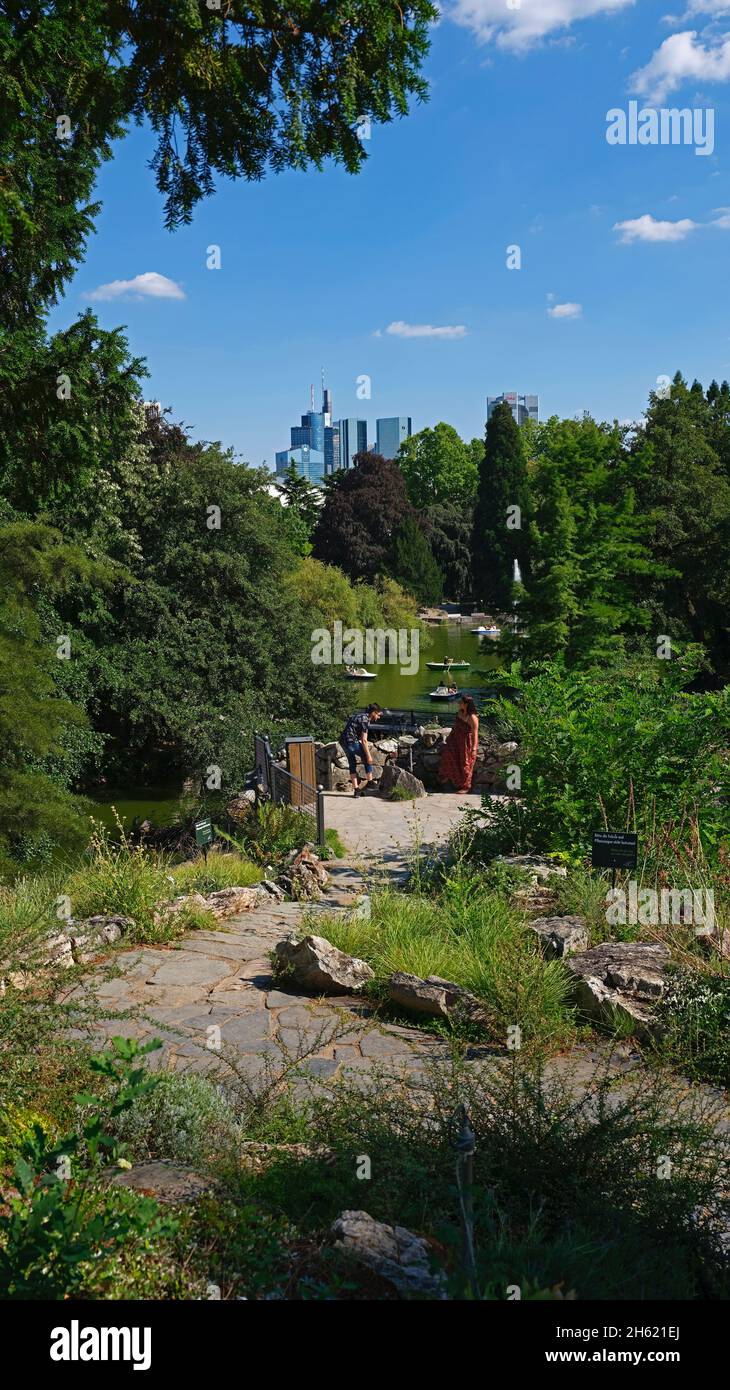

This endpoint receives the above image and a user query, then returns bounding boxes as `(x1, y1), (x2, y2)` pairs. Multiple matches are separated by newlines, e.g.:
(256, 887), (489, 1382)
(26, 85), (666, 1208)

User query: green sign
(194, 818), (213, 848)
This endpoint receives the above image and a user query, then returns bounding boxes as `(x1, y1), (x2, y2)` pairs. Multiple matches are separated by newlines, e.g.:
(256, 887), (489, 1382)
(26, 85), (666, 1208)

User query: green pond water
(343, 621), (502, 714)
(88, 787), (184, 834)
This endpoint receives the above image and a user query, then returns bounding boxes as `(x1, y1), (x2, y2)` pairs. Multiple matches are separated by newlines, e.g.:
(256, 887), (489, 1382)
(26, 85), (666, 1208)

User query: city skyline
(47, 1), (730, 467)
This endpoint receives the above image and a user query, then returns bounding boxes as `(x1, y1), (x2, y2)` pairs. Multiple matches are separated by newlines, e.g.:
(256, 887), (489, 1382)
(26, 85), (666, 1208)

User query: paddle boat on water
(429, 684), (460, 701)
(426, 658), (470, 670)
(344, 665), (377, 680)
(471, 625), (501, 636)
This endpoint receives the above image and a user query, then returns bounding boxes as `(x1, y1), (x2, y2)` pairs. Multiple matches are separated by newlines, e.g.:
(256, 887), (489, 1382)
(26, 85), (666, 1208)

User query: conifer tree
(389, 514), (443, 604)
(472, 401), (530, 611)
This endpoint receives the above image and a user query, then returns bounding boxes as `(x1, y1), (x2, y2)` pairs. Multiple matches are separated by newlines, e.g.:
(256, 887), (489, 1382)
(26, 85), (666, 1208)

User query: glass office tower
(376, 416), (412, 459)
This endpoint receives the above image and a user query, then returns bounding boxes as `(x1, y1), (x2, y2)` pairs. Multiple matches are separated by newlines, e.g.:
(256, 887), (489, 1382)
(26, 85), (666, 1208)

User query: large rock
(107, 1160), (214, 1204)
(565, 941), (670, 1037)
(273, 934), (374, 994)
(331, 1210), (446, 1298)
(68, 915), (132, 963)
(226, 791), (255, 822)
(379, 763), (426, 799)
(279, 846), (330, 901)
(158, 886), (259, 923)
(529, 915), (588, 960)
(373, 738), (399, 755)
(387, 971), (488, 1027)
(256, 879), (285, 904)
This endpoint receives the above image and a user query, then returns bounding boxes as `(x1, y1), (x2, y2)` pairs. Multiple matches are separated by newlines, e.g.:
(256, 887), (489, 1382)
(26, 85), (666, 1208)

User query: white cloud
(447, 0), (634, 52)
(666, 2), (730, 16)
(547, 301), (583, 318)
(385, 320), (467, 339)
(613, 213), (698, 241)
(711, 206), (730, 225)
(630, 30), (730, 101)
(87, 271), (185, 302)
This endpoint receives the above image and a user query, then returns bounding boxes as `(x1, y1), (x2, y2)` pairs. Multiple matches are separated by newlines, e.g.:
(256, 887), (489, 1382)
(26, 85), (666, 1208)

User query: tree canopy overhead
(1, 0), (435, 324)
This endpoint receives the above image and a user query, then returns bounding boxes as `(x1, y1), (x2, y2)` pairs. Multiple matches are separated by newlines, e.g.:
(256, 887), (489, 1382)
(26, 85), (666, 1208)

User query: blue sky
(49, 0), (730, 469)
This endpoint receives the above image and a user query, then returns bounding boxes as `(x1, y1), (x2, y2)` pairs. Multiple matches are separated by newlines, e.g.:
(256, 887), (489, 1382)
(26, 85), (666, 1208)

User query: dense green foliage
(515, 416), (663, 666)
(0, 523), (110, 872)
(472, 401), (530, 611)
(465, 657), (729, 863)
(388, 513), (443, 604)
(397, 422), (479, 508)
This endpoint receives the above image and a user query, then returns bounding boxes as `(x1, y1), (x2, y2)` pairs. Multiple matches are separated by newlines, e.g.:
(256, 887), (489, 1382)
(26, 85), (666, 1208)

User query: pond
(87, 785), (184, 835)
(343, 621), (502, 715)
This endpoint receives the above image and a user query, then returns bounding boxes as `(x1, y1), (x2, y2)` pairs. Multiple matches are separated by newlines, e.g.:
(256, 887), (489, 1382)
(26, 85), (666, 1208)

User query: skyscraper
(376, 416), (412, 459)
(275, 444), (326, 485)
(486, 393), (539, 426)
(276, 379), (340, 483)
(338, 417), (368, 470)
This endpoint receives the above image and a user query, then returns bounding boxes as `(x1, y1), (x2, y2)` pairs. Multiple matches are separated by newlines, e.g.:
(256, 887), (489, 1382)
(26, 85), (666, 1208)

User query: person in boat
(447, 683), (458, 695)
(340, 702), (383, 797)
(438, 695), (479, 792)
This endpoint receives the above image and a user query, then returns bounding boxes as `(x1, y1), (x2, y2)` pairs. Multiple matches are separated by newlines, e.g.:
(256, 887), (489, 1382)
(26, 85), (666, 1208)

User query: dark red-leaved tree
(313, 451), (413, 580)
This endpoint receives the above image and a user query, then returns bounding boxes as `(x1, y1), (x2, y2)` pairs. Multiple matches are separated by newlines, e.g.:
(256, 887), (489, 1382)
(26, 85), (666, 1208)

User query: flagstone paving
(61, 799), (730, 1133)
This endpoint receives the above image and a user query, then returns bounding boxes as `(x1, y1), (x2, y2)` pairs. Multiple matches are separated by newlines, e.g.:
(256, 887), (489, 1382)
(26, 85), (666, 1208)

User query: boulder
(372, 738), (399, 755)
(44, 931), (75, 968)
(495, 741), (519, 758)
(331, 1210), (446, 1298)
(529, 915), (589, 960)
(256, 879), (285, 904)
(107, 1160), (214, 1204)
(419, 728), (447, 749)
(379, 763), (426, 799)
(226, 792), (255, 822)
(68, 915), (132, 963)
(387, 971), (488, 1027)
(279, 846), (330, 901)
(273, 934), (374, 994)
(157, 886), (259, 924)
(565, 941), (670, 1038)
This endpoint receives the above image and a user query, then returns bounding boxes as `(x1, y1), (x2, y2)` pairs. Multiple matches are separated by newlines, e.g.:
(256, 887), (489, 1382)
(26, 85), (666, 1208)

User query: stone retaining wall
(313, 730), (519, 793)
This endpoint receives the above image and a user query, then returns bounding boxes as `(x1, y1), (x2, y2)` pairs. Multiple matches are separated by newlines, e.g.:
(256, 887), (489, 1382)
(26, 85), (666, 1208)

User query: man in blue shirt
(340, 703), (383, 797)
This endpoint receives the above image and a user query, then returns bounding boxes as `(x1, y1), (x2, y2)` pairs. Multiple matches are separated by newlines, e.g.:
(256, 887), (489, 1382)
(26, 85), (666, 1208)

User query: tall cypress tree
(520, 464), (578, 662)
(389, 515), (443, 604)
(472, 402), (530, 610)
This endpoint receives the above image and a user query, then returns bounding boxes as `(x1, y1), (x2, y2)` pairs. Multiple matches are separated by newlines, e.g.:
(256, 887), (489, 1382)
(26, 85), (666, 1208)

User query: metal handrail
(253, 731), (326, 849)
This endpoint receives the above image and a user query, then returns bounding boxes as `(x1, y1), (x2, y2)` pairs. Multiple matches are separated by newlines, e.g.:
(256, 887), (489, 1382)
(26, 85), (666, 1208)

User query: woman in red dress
(438, 695), (479, 792)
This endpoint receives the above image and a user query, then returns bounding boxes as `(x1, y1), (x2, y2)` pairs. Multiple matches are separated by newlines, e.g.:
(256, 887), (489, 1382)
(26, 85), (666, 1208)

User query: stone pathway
(64, 794), (730, 1134)
(67, 796), (494, 1085)
(322, 789), (484, 864)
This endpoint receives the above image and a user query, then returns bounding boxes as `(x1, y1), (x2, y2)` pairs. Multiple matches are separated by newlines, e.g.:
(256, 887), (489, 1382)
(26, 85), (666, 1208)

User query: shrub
(108, 1072), (242, 1169)
(226, 1054), (729, 1300)
(219, 802), (320, 866)
(64, 823), (171, 941)
(170, 850), (261, 895)
(0, 1036), (173, 1299)
(655, 968), (730, 1088)
(469, 658), (730, 866)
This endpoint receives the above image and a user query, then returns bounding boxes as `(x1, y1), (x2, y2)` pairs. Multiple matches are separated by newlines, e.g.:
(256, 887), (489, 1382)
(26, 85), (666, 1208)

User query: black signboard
(591, 830), (638, 871)
(194, 818), (213, 849)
